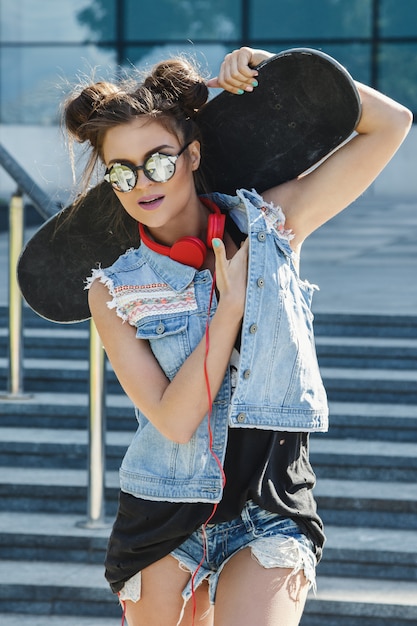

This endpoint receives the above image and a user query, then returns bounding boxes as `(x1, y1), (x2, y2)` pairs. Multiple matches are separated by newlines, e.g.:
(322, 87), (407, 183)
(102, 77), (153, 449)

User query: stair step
(0, 391), (134, 431)
(302, 576), (417, 626)
(0, 427), (131, 470)
(321, 367), (417, 403)
(0, 560), (119, 618)
(0, 467), (120, 515)
(0, 615), (120, 626)
(326, 401), (417, 441)
(3, 566), (416, 624)
(2, 307), (416, 336)
(315, 479), (417, 529)
(315, 335), (417, 369)
(1, 468), (416, 528)
(313, 313), (417, 338)
(2, 358), (417, 401)
(1, 307), (417, 623)
(3, 328), (417, 366)
(2, 427), (416, 480)
(310, 438), (417, 481)
(0, 511), (110, 563)
(0, 357), (123, 394)
(2, 394), (416, 440)
(0, 306), (89, 330)
(320, 525), (417, 580)
(1, 512), (416, 583)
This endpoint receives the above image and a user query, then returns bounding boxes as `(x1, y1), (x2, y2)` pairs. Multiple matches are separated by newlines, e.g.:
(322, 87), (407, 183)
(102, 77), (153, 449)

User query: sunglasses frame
(104, 142), (191, 192)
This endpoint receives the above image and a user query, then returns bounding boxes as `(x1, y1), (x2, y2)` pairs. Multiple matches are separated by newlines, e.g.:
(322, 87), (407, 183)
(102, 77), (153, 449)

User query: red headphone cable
(190, 270), (226, 625)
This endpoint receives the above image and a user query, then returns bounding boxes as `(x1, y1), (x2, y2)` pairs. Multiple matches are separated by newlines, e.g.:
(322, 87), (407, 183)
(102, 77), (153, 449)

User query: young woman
(63, 47), (412, 626)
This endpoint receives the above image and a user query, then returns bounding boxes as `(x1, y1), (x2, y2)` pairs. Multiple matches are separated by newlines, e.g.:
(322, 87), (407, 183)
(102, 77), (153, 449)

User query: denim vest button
(257, 231), (266, 242)
(243, 369), (251, 379)
(237, 412), (246, 423)
(257, 277), (265, 288)
(249, 323), (258, 334)
(156, 323), (165, 334)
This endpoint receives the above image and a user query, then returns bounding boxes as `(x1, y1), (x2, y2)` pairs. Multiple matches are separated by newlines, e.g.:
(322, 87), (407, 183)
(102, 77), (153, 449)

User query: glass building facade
(1, 0), (417, 126)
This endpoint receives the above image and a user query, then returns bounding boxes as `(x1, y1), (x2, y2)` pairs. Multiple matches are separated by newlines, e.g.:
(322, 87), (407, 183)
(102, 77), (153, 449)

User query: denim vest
(88, 189), (328, 503)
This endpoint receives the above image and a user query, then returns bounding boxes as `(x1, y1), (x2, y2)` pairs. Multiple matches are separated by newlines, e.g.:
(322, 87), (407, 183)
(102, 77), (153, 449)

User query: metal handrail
(0, 142), (107, 528)
(7, 191), (25, 397)
(0, 143), (58, 219)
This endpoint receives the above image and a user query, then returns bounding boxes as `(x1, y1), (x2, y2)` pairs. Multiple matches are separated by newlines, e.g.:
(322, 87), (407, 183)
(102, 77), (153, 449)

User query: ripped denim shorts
(119, 500), (317, 606)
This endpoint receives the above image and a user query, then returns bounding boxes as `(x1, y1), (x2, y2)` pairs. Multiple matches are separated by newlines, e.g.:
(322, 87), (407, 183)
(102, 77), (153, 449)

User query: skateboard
(18, 48), (361, 323)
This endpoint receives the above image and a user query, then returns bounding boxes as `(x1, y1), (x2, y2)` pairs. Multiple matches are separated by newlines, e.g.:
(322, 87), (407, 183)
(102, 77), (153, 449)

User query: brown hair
(61, 57), (210, 238)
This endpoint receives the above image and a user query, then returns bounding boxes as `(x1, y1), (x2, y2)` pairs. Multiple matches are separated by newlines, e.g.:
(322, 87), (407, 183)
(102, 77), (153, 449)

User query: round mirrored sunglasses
(104, 143), (191, 192)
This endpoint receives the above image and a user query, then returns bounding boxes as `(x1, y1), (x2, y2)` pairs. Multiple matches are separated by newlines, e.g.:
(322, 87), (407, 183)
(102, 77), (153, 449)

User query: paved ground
(0, 192), (416, 315)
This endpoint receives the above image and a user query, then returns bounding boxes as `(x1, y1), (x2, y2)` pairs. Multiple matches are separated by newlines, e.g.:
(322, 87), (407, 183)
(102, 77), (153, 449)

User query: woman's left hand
(207, 46), (273, 94)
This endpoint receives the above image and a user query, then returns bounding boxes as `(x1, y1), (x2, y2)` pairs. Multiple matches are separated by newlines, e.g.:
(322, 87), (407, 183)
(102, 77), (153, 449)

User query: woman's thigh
(213, 547), (310, 626)
(123, 554), (213, 626)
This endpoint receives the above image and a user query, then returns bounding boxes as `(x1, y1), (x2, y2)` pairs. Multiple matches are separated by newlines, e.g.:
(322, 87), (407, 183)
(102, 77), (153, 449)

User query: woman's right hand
(212, 237), (249, 318)
(207, 47), (273, 94)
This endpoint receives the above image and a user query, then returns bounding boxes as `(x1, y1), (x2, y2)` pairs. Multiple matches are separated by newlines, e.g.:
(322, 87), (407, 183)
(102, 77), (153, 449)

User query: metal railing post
(78, 319), (109, 528)
(6, 190), (26, 397)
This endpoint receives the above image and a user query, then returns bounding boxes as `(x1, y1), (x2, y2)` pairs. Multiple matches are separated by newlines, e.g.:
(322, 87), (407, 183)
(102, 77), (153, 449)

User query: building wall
(1, 0), (416, 203)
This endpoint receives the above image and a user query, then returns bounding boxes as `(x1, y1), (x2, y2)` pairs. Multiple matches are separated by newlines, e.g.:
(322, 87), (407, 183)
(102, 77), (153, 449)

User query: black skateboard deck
(18, 48), (361, 323)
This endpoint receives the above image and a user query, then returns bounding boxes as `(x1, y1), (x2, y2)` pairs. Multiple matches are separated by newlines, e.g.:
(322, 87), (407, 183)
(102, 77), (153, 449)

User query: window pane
(315, 43), (371, 85)
(124, 44), (232, 79)
(378, 43), (417, 112)
(0, 46), (117, 124)
(0, 0), (116, 43)
(380, 0), (417, 37)
(124, 0), (241, 42)
(250, 0), (372, 40)
(251, 42), (371, 85)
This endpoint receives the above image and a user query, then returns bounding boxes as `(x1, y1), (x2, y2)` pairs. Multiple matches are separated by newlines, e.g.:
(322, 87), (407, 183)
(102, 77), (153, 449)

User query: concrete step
(310, 437), (417, 481)
(0, 426), (131, 470)
(0, 306), (89, 330)
(1, 468), (416, 529)
(2, 307), (416, 338)
(0, 326), (89, 359)
(313, 312), (417, 339)
(3, 326), (417, 368)
(1, 562), (416, 624)
(319, 525), (417, 581)
(1, 393), (416, 441)
(315, 479), (417, 529)
(325, 401), (417, 441)
(2, 357), (417, 402)
(0, 391), (134, 431)
(302, 576), (417, 626)
(0, 616), (120, 626)
(0, 560), (120, 618)
(0, 467), (120, 516)
(0, 357), (123, 394)
(315, 335), (417, 369)
(0, 512), (110, 564)
(0, 511), (110, 561)
(1, 511), (416, 583)
(2, 426), (416, 482)
(321, 367), (417, 404)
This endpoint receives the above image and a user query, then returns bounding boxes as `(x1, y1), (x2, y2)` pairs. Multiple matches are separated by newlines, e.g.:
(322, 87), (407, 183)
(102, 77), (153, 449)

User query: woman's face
(102, 117), (201, 240)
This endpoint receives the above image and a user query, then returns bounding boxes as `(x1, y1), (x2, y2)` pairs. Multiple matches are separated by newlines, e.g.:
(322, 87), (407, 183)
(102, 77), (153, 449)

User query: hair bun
(63, 81), (120, 142)
(144, 58), (208, 118)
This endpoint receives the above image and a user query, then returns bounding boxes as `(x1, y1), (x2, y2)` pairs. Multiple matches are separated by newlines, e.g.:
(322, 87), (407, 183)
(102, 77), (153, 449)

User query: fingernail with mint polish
(252, 80), (258, 87)
(237, 89), (244, 95)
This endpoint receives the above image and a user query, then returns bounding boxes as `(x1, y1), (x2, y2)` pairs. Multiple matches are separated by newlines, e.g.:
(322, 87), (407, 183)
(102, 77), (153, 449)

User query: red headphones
(138, 197), (226, 270)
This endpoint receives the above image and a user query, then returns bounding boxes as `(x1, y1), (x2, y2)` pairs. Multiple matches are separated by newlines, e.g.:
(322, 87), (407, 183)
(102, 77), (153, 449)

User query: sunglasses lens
(145, 153), (176, 182)
(107, 164), (136, 192)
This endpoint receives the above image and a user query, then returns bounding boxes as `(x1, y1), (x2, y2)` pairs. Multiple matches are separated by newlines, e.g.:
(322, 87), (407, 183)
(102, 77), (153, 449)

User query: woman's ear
(189, 140), (201, 171)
